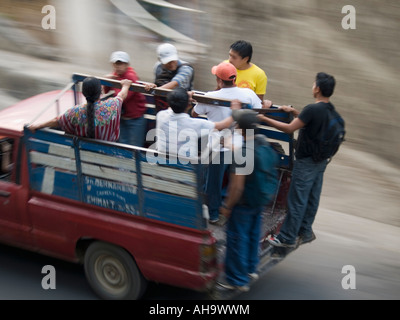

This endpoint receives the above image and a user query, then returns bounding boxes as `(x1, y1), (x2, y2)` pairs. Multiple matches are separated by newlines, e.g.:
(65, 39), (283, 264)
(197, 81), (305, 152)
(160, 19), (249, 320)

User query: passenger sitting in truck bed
(28, 77), (132, 142)
(155, 87), (241, 158)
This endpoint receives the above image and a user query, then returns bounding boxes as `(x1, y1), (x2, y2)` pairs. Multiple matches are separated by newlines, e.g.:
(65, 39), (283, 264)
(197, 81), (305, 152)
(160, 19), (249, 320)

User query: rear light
(199, 243), (217, 273)
(201, 244), (216, 260)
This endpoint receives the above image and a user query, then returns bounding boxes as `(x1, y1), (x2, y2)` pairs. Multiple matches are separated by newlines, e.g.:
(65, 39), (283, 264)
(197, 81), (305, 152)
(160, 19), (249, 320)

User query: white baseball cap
(157, 43), (178, 64)
(110, 51), (130, 63)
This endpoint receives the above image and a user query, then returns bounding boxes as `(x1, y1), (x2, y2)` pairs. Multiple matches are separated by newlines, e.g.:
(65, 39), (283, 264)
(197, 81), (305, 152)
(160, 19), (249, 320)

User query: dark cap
(232, 109), (259, 129)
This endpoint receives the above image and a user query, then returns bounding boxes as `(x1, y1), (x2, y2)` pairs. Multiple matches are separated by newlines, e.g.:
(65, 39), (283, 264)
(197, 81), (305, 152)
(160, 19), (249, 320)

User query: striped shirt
(57, 97), (123, 142)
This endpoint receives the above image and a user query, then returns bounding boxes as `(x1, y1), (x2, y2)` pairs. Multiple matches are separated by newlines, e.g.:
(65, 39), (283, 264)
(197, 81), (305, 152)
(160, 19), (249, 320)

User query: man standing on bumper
(217, 108), (265, 292)
(258, 72), (337, 248)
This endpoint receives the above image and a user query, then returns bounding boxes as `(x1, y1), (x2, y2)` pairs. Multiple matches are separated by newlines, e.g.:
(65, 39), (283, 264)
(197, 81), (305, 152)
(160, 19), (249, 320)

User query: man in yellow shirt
(228, 40), (268, 101)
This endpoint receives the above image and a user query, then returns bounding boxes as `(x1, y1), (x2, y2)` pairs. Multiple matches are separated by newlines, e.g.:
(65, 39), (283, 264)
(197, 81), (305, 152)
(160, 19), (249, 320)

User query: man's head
(229, 40), (253, 69)
(157, 43), (179, 71)
(232, 109), (259, 133)
(110, 51), (130, 77)
(211, 62), (237, 87)
(167, 87), (189, 113)
(314, 72), (336, 98)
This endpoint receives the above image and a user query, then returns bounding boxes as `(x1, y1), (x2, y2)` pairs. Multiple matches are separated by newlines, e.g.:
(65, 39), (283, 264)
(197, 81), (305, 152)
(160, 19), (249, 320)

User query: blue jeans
(119, 116), (146, 147)
(205, 151), (229, 220)
(225, 205), (263, 286)
(279, 157), (328, 244)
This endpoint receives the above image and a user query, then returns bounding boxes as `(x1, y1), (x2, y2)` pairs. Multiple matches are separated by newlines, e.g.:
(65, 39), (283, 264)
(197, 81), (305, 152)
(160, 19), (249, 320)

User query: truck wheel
(84, 241), (147, 300)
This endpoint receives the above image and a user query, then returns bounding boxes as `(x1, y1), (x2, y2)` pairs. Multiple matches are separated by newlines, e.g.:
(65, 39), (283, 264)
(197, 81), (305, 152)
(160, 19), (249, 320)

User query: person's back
(29, 77), (132, 142)
(217, 109), (275, 292)
(156, 108), (214, 157)
(58, 98), (122, 141)
(242, 134), (278, 207)
(156, 87), (240, 159)
(155, 88), (214, 158)
(59, 77), (123, 142)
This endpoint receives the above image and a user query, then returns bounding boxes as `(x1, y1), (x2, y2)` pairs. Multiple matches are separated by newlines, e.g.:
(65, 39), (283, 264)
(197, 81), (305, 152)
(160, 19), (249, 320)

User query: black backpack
(311, 103), (345, 163)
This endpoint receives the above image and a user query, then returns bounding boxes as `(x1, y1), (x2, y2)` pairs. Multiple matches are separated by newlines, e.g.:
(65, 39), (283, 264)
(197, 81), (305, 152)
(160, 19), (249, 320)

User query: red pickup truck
(0, 74), (293, 299)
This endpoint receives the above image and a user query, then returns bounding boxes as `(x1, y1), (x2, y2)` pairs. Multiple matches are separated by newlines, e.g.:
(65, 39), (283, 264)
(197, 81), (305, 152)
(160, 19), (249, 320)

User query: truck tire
(84, 241), (147, 300)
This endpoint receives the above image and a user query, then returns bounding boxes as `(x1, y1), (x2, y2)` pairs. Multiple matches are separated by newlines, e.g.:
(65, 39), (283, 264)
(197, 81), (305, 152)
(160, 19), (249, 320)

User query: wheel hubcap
(95, 255), (128, 294)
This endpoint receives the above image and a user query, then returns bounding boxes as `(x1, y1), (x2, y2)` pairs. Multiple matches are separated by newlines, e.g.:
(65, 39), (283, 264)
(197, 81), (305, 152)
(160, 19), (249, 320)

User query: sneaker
(217, 281), (250, 292)
(210, 214), (228, 227)
(267, 235), (296, 248)
(297, 232), (316, 245)
(248, 273), (259, 281)
(209, 218), (220, 224)
(216, 214), (228, 227)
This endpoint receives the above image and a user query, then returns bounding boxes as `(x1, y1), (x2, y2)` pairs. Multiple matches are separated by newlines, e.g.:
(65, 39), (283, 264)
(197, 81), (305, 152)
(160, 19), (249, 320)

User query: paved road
(1, 209), (399, 301)
(1, 144), (399, 300)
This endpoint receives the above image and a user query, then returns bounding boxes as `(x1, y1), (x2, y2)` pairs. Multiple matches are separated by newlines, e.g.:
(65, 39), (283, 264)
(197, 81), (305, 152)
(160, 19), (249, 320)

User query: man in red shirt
(105, 51), (147, 147)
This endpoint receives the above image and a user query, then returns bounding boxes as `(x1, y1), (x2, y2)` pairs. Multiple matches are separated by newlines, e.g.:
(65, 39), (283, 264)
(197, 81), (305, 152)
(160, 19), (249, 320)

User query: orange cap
(211, 62), (237, 81)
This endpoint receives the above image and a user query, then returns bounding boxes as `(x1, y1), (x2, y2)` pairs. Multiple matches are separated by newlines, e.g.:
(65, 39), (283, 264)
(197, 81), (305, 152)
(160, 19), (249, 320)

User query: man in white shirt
(191, 62), (268, 223)
(155, 87), (240, 161)
(192, 62), (263, 119)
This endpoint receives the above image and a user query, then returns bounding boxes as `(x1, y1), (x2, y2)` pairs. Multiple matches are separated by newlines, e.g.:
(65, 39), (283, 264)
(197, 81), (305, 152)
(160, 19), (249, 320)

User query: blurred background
(0, 0), (399, 167)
